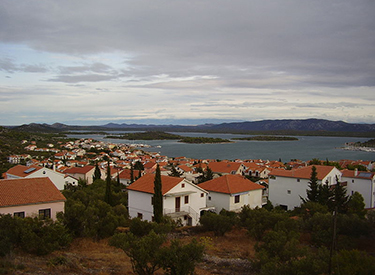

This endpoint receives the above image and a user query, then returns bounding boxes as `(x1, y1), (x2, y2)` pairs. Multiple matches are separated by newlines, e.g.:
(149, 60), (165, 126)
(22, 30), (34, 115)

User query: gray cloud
(0, 0), (374, 124)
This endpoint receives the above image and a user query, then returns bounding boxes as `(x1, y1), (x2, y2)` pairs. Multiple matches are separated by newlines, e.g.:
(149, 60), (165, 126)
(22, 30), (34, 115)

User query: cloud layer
(0, 0), (374, 125)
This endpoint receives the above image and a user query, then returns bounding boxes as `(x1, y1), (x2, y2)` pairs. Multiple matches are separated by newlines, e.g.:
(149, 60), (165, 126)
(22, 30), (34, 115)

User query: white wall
(27, 167), (77, 190)
(128, 190), (154, 222)
(0, 201), (65, 220)
(344, 176), (375, 208)
(268, 168), (342, 210)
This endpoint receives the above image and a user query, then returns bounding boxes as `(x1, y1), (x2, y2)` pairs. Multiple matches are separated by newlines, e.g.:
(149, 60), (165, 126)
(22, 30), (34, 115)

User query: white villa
(342, 169), (375, 209)
(0, 177), (66, 220)
(268, 165), (342, 210)
(198, 174), (265, 213)
(127, 174), (211, 226)
(5, 164), (78, 190)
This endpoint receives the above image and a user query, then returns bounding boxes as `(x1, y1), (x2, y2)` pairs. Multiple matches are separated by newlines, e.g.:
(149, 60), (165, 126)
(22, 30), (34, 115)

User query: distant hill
(208, 119), (375, 132)
(4, 119), (375, 137)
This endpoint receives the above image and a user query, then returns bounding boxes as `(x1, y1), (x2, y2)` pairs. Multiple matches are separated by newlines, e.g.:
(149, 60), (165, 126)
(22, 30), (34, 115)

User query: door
(175, 197), (181, 212)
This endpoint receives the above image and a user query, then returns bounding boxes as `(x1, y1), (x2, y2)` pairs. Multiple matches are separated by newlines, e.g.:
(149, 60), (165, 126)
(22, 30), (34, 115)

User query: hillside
(4, 118), (375, 137)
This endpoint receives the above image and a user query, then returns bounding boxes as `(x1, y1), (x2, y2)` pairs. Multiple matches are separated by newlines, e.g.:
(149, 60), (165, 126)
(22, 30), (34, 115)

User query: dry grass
(7, 227), (257, 274)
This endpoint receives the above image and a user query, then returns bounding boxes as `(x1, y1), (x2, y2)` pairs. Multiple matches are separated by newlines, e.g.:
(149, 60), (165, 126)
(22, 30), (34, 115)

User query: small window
(14, 211), (25, 218)
(352, 180), (354, 183)
(137, 213), (143, 220)
(184, 195), (189, 204)
(208, 196), (211, 201)
(287, 190), (291, 194)
(151, 196), (154, 205)
(297, 179), (300, 182)
(181, 183), (185, 188)
(43, 171), (46, 174)
(234, 195), (240, 203)
(184, 215), (188, 220)
(201, 193), (204, 198)
(39, 208), (51, 220)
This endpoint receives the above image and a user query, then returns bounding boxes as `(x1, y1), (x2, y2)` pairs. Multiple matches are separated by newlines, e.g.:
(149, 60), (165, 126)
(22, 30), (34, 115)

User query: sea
(67, 132), (375, 162)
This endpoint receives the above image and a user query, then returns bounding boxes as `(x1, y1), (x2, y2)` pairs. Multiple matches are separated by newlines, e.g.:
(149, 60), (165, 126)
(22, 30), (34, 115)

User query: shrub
(199, 211), (233, 236)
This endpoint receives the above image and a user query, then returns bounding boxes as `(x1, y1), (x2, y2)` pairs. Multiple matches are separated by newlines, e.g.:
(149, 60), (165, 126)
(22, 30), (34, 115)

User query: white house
(127, 174), (210, 226)
(342, 169), (375, 209)
(64, 165), (95, 184)
(5, 164), (78, 190)
(198, 174), (265, 213)
(0, 177), (66, 220)
(268, 165), (342, 210)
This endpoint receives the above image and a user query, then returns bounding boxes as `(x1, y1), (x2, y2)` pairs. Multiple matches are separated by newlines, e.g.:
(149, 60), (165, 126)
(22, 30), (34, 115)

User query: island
(232, 135), (299, 141)
(178, 136), (232, 144)
(106, 131), (181, 140)
(106, 131), (232, 144)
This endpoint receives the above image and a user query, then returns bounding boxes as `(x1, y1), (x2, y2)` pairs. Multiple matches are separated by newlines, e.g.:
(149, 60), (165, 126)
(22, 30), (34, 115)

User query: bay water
(68, 132), (374, 162)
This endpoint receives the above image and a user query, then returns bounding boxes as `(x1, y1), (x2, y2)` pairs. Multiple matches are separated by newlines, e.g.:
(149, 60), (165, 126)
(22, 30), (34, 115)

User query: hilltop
(3, 118), (375, 137)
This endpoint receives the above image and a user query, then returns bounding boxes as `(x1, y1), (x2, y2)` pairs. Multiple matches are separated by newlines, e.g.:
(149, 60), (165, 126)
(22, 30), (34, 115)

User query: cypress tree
(93, 162), (101, 182)
(130, 163), (134, 184)
(153, 164), (163, 223)
(104, 161), (113, 205)
(306, 166), (319, 202)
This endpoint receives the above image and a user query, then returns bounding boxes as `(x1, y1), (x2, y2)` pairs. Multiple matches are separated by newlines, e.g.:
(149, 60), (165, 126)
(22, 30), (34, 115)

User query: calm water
(68, 132), (375, 162)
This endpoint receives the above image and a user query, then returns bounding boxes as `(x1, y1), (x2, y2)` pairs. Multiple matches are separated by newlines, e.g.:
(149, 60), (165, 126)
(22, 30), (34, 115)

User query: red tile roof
(127, 174), (184, 195)
(64, 165), (95, 175)
(208, 162), (242, 174)
(0, 177), (66, 207)
(5, 165), (42, 178)
(118, 169), (142, 180)
(269, 165), (336, 180)
(198, 174), (264, 194)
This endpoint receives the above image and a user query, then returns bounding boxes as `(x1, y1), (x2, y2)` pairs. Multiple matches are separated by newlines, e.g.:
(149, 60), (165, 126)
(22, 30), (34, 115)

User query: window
(137, 213), (143, 220)
(297, 178), (300, 182)
(151, 196), (154, 205)
(201, 193), (204, 198)
(14, 211), (25, 218)
(287, 190), (291, 194)
(352, 180), (354, 183)
(184, 195), (189, 204)
(208, 196), (211, 201)
(234, 195), (240, 203)
(181, 183), (185, 188)
(39, 208), (51, 219)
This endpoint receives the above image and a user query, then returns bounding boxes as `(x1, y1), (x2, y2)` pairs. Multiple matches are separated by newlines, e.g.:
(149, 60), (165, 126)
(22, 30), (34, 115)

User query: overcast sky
(1, 0), (374, 126)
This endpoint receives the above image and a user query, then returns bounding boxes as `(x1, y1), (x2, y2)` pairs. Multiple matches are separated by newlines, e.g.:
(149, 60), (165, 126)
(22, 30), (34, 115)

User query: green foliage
(0, 215), (72, 257)
(153, 165), (163, 223)
(134, 160), (144, 171)
(104, 162), (113, 205)
(332, 250), (375, 274)
(62, 180), (128, 239)
(303, 166), (319, 203)
(199, 211), (233, 236)
(347, 192), (367, 218)
(239, 206), (290, 240)
(93, 162), (101, 182)
(110, 230), (165, 275)
(168, 165), (182, 177)
(197, 166), (214, 183)
(110, 230), (204, 275)
(346, 164), (368, 171)
(159, 238), (205, 275)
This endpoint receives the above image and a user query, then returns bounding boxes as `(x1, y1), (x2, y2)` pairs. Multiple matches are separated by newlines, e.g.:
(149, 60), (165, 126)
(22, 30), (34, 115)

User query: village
(3, 137), (375, 224)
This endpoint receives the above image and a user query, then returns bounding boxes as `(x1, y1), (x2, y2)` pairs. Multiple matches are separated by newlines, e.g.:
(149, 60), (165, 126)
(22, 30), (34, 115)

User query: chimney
(354, 168), (358, 176)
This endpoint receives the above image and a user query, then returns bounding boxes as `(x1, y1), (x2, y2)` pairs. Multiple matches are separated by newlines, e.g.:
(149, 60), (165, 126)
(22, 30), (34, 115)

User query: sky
(0, 0), (374, 126)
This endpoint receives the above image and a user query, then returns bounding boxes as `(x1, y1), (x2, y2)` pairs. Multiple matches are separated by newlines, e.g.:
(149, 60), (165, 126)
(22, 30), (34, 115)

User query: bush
(199, 211), (233, 236)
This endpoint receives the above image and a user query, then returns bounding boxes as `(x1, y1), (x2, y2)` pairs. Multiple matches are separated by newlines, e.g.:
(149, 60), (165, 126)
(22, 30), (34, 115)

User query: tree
(347, 191), (366, 218)
(153, 164), (163, 223)
(168, 165), (182, 177)
(205, 166), (214, 181)
(93, 162), (101, 182)
(134, 161), (144, 171)
(110, 231), (165, 275)
(160, 238), (205, 275)
(130, 163), (134, 183)
(104, 161), (113, 205)
(332, 176), (349, 214)
(303, 166), (319, 203)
